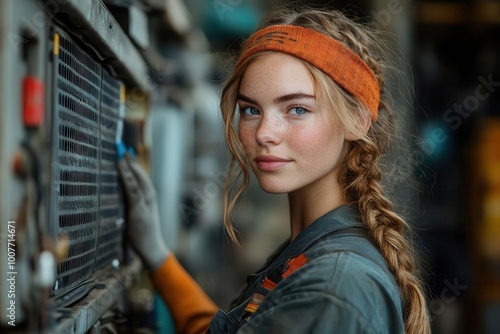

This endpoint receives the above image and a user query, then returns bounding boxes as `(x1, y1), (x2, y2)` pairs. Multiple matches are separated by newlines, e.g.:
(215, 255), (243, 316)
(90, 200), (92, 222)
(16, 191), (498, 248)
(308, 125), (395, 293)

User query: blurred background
(0, 0), (499, 333)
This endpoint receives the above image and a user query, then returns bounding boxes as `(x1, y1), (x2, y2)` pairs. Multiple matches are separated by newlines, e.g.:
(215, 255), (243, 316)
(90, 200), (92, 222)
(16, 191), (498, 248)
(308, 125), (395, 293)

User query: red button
(23, 76), (44, 127)
(12, 153), (22, 175)
(12, 150), (27, 177)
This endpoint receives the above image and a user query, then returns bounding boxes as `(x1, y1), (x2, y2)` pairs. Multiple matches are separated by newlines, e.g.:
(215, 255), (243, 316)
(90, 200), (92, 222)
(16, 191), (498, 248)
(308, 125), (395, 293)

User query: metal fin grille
(95, 70), (125, 270)
(50, 29), (125, 297)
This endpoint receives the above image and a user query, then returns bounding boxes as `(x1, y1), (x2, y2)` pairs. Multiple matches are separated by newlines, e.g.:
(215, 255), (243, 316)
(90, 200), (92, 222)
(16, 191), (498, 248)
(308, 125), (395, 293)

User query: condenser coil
(49, 28), (125, 299)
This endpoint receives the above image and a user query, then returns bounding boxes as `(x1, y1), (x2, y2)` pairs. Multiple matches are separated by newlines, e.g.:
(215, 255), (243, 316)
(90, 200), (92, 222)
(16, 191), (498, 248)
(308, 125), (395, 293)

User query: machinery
(0, 0), (191, 332)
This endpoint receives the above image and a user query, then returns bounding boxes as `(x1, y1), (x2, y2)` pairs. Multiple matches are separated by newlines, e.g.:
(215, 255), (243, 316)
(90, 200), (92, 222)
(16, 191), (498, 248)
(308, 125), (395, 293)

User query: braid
(334, 16), (431, 334)
(341, 139), (430, 334)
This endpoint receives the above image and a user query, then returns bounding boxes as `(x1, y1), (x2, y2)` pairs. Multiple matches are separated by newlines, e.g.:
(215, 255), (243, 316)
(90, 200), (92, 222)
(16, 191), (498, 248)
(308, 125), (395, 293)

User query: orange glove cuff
(151, 255), (218, 334)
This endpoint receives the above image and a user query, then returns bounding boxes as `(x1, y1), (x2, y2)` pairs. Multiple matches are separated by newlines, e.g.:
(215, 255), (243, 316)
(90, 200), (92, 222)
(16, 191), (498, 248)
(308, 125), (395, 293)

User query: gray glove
(118, 152), (170, 272)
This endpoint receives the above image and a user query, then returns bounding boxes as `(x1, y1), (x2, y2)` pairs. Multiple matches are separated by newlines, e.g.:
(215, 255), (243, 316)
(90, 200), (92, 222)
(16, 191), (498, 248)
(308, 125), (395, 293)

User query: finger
(125, 153), (157, 203)
(117, 157), (145, 203)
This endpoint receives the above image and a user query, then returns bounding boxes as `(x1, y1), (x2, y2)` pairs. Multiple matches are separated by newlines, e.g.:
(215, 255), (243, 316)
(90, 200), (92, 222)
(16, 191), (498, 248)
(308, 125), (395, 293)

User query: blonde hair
(220, 8), (430, 334)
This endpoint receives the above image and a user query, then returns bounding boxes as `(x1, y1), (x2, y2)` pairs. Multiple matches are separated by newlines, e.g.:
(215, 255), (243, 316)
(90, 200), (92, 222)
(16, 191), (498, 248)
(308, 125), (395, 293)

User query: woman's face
(237, 52), (346, 194)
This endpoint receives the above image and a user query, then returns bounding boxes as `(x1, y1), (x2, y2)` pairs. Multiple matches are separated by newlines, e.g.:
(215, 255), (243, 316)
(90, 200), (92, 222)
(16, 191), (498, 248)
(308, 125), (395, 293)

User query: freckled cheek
(288, 128), (318, 152)
(238, 124), (256, 152)
(289, 128), (339, 163)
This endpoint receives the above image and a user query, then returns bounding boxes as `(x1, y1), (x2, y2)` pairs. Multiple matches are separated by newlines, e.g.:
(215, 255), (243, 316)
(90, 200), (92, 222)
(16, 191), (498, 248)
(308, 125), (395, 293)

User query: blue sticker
(116, 141), (127, 160)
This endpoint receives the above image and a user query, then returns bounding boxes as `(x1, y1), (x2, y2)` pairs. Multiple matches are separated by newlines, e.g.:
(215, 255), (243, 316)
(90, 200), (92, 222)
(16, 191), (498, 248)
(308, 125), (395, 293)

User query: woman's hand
(117, 152), (170, 272)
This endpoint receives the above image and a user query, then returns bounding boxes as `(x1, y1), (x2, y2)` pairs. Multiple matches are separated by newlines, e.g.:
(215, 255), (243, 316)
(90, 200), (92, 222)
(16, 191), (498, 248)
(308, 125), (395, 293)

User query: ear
(345, 110), (372, 141)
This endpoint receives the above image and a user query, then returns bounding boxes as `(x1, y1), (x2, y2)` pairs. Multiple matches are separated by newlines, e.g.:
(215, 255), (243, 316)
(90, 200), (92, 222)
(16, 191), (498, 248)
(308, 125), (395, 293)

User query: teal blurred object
(201, 2), (262, 49)
(155, 293), (175, 333)
(418, 121), (452, 162)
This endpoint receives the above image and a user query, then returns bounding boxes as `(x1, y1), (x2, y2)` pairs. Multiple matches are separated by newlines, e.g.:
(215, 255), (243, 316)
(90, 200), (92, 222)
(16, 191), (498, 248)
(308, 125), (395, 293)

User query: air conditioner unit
(48, 28), (126, 301)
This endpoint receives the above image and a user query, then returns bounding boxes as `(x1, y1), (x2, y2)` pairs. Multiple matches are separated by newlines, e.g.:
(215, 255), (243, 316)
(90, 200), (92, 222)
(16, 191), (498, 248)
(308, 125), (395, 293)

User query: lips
(254, 155), (291, 172)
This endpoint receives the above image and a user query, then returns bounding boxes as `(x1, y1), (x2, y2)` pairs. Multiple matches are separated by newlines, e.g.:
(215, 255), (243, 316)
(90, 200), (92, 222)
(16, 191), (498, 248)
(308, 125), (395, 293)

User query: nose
(255, 113), (282, 146)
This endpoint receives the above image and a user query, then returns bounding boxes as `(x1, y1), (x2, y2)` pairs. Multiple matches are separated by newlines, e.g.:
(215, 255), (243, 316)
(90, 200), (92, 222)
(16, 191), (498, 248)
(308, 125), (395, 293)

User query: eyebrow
(237, 93), (316, 105)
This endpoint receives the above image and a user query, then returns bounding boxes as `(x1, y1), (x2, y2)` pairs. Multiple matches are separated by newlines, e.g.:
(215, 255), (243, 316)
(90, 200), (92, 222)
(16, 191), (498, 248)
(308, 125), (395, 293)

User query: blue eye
(240, 107), (260, 115)
(289, 107), (308, 115)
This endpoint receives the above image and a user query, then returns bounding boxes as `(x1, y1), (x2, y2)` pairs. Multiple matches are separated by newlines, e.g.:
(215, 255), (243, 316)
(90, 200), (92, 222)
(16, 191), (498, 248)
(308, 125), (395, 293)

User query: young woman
(118, 8), (430, 334)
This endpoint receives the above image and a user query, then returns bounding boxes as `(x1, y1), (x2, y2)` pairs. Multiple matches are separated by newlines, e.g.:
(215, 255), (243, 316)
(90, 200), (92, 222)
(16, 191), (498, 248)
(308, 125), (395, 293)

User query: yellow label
(54, 33), (60, 56)
(120, 84), (126, 103)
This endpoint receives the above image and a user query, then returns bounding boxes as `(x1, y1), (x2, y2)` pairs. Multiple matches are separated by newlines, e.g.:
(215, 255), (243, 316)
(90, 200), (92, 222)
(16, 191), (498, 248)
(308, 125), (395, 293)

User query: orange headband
(237, 25), (380, 120)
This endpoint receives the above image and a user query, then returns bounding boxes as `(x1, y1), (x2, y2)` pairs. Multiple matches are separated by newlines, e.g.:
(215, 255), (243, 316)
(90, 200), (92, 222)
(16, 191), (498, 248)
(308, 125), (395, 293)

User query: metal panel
(50, 29), (101, 297)
(95, 69), (125, 270)
(0, 0), (49, 325)
(50, 28), (125, 298)
(39, 0), (152, 90)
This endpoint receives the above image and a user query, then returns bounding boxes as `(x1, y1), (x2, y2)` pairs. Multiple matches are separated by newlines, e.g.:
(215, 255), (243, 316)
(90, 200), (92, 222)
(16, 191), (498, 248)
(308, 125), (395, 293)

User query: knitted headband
(237, 25), (380, 120)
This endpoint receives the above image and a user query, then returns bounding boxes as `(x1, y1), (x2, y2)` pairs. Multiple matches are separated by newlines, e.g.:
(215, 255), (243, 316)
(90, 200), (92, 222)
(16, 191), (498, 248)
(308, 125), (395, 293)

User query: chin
(257, 179), (294, 194)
